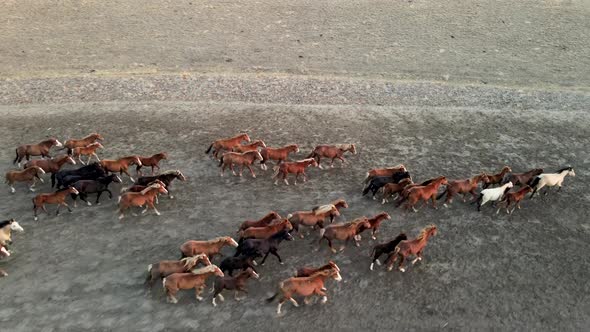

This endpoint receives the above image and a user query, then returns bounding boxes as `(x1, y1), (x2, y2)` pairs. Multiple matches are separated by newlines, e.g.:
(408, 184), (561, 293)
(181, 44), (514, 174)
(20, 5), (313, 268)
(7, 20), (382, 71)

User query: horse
(32, 187), (79, 221)
(288, 205), (341, 238)
(381, 178), (413, 204)
(272, 158), (319, 185)
(529, 167), (575, 198)
(218, 255), (258, 277)
(237, 211), (282, 232)
(70, 174), (122, 206)
(399, 176), (448, 212)
(0, 219), (24, 246)
(369, 233), (408, 271)
(54, 162), (107, 188)
(307, 144), (357, 169)
(71, 143), (104, 165)
(260, 144), (300, 170)
(218, 151), (263, 178)
(502, 168), (544, 186)
(386, 225), (437, 272)
(5, 166), (46, 193)
(100, 156), (143, 182)
(295, 261), (340, 277)
(266, 267), (342, 315)
(24, 155), (76, 187)
(232, 140), (266, 153)
(63, 133), (104, 154)
(136, 152), (168, 176)
(211, 267), (259, 307)
(356, 212), (391, 240)
(205, 133), (251, 159)
(362, 171), (412, 199)
(14, 138), (63, 166)
(437, 173), (490, 207)
(135, 170), (186, 199)
(311, 198), (349, 223)
(145, 254), (211, 287)
(117, 183), (168, 219)
(318, 218), (371, 253)
(180, 236), (239, 259)
(238, 219), (293, 241)
(364, 165), (406, 184)
(482, 166), (512, 189)
(233, 229), (294, 265)
(496, 186), (533, 214)
(163, 265), (224, 303)
(475, 182), (513, 212)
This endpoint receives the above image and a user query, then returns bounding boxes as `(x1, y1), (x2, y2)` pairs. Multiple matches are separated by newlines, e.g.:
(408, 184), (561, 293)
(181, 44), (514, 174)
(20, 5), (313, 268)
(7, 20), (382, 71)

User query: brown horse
(100, 156), (142, 182)
(381, 178), (413, 204)
(307, 144), (357, 169)
(288, 205), (341, 238)
(14, 138), (63, 166)
(163, 265), (224, 303)
(145, 254), (211, 287)
(496, 186), (533, 214)
(180, 236), (239, 259)
(119, 180), (167, 204)
(295, 260), (340, 277)
(357, 212), (391, 240)
(219, 151), (263, 178)
(63, 133), (104, 154)
(211, 267), (260, 307)
(399, 176), (448, 212)
(238, 219), (293, 240)
(386, 225), (438, 272)
(237, 211), (282, 232)
(483, 166), (512, 188)
(117, 183), (168, 220)
(205, 133), (251, 159)
(5, 166), (46, 193)
(503, 168), (544, 186)
(71, 143), (104, 165)
(232, 140), (266, 153)
(136, 152), (168, 176)
(318, 218), (371, 253)
(364, 165), (406, 184)
(437, 173), (489, 207)
(25, 155), (76, 187)
(260, 144), (300, 170)
(32, 187), (79, 221)
(272, 158), (318, 185)
(309, 198), (348, 223)
(266, 267), (342, 315)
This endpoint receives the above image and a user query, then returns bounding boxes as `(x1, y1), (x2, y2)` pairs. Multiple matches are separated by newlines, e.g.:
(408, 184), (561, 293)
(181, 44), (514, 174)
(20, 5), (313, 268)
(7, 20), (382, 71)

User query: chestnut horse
(146, 254), (211, 287)
(71, 143), (104, 165)
(266, 267), (342, 315)
(318, 218), (371, 253)
(356, 212), (391, 240)
(163, 264), (224, 303)
(307, 144), (357, 169)
(219, 151), (263, 178)
(211, 267), (259, 307)
(364, 165), (406, 184)
(232, 140), (266, 153)
(136, 152), (168, 176)
(100, 156), (142, 182)
(238, 211), (282, 232)
(502, 168), (543, 186)
(437, 173), (489, 207)
(288, 205), (341, 238)
(14, 138), (63, 166)
(482, 166), (512, 188)
(117, 183), (168, 219)
(295, 260), (340, 277)
(63, 133), (104, 154)
(312, 198), (349, 223)
(25, 155), (76, 187)
(260, 144), (299, 170)
(5, 166), (46, 193)
(381, 178), (413, 204)
(395, 178), (437, 206)
(32, 187), (79, 221)
(386, 225), (438, 272)
(205, 133), (251, 159)
(272, 158), (318, 185)
(180, 236), (239, 259)
(497, 186), (533, 214)
(238, 219), (293, 241)
(399, 176), (448, 212)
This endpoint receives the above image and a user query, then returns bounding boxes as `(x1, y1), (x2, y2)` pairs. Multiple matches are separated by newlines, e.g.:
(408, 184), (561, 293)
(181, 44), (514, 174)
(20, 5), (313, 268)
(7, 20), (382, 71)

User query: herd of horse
(1, 132), (576, 316)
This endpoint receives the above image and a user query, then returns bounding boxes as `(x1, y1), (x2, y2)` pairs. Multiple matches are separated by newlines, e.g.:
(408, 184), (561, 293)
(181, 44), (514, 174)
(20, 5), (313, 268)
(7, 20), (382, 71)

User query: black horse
(134, 170), (186, 198)
(70, 174), (122, 206)
(54, 163), (107, 188)
(218, 255), (258, 276)
(234, 230), (294, 265)
(369, 233), (408, 271)
(362, 171), (411, 199)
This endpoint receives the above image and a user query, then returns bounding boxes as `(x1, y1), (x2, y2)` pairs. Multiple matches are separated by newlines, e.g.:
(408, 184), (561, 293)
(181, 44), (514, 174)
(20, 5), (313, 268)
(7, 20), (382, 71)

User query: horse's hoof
(370, 263), (374, 271)
(279, 262), (284, 265)
(87, 202), (92, 206)
(34, 217), (38, 221)
(443, 204), (448, 208)
(399, 268), (406, 272)
(376, 260), (382, 266)
(252, 175), (256, 178)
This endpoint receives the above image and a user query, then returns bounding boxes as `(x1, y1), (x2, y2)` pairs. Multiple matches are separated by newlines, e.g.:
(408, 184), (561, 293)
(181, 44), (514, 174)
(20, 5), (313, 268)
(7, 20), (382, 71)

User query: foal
(437, 173), (489, 207)
(483, 166), (511, 188)
(101, 156), (143, 182)
(163, 264), (224, 303)
(219, 151), (263, 178)
(260, 144), (299, 170)
(318, 218), (371, 253)
(205, 133), (251, 159)
(237, 211), (282, 232)
(386, 225), (437, 272)
(5, 166), (46, 193)
(180, 236), (239, 259)
(63, 133), (104, 154)
(211, 267), (259, 307)
(307, 144), (356, 169)
(232, 140), (266, 153)
(496, 186), (533, 214)
(25, 155), (76, 187)
(357, 212), (391, 240)
(71, 143), (104, 165)
(272, 158), (319, 185)
(32, 187), (79, 221)
(369, 233), (408, 271)
(117, 183), (168, 219)
(14, 138), (63, 166)
(136, 152), (168, 176)
(399, 176), (448, 212)
(529, 167), (575, 198)
(146, 254), (211, 287)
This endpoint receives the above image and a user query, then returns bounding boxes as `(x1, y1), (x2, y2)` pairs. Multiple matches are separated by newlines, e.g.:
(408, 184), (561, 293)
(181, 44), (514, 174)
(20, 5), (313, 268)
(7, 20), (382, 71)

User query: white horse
(529, 167), (575, 198)
(476, 182), (513, 211)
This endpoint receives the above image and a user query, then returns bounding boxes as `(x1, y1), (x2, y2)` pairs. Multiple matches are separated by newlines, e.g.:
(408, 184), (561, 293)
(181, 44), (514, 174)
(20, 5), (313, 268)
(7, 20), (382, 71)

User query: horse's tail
(266, 292), (279, 303)
(529, 176), (541, 189)
(13, 149), (19, 164)
(205, 144), (213, 154)
(362, 184), (372, 196)
(363, 173), (372, 184)
(436, 188), (447, 200)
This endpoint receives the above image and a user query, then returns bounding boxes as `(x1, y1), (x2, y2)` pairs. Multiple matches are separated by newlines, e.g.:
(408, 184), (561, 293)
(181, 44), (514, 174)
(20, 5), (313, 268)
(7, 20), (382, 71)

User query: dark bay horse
(135, 170), (186, 199)
(70, 174), (122, 206)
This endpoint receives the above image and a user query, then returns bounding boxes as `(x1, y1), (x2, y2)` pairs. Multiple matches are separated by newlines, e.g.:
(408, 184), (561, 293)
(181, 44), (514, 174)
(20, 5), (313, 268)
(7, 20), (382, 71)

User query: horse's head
(348, 144), (357, 155)
(224, 237), (239, 248)
(427, 225), (438, 237)
(66, 187), (79, 195)
(157, 152), (168, 159)
(328, 267), (343, 281)
(502, 166), (512, 173)
(213, 265), (225, 277)
(198, 253), (212, 266)
(328, 261), (340, 272)
(437, 176), (448, 186)
(506, 181), (514, 189)
(9, 220), (24, 233)
(281, 219), (294, 231)
(332, 199), (348, 209)
(241, 133), (251, 143)
(156, 185), (169, 195)
(476, 173), (490, 184)
(379, 212), (391, 220)
(92, 133), (104, 141)
(397, 233), (408, 242)
(49, 138), (63, 147)
(92, 142), (105, 149)
(174, 170), (187, 181)
(559, 166), (575, 177)
(306, 158), (318, 167)
(255, 140), (266, 148)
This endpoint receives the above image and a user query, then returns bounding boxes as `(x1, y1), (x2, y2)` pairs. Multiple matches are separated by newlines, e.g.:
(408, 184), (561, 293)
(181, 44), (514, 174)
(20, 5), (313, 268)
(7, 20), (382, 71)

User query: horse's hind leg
(398, 255), (407, 272)
(122, 169), (134, 182)
(247, 165), (256, 178)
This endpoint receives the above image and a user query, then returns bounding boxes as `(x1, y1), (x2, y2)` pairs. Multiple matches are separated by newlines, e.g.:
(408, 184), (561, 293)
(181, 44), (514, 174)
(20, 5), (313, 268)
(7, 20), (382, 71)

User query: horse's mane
(556, 166), (573, 173)
(161, 170), (181, 176)
(140, 183), (161, 194)
(297, 158), (316, 163)
(331, 199), (347, 207)
(41, 138), (58, 144)
(416, 225), (436, 241)
(191, 264), (218, 275)
(208, 236), (229, 244)
(0, 220), (14, 229)
(334, 144), (352, 150)
(55, 187), (73, 193)
(181, 254), (207, 269)
(312, 204), (335, 215)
